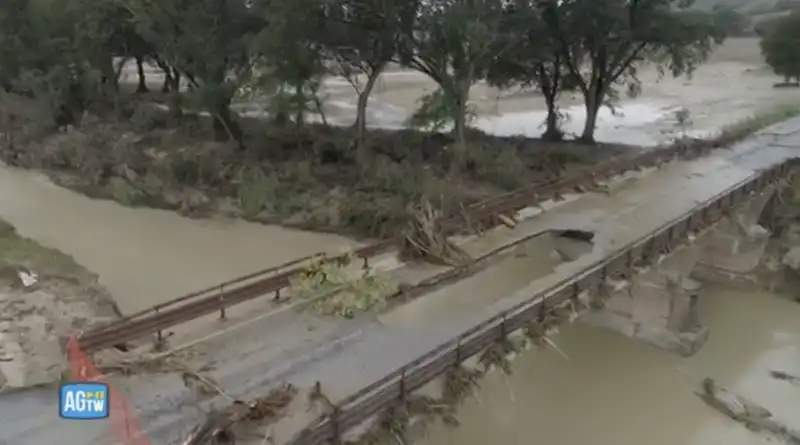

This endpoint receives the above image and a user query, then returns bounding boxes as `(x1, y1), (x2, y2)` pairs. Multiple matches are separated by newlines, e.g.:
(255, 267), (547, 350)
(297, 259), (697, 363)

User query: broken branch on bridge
(289, 253), (391, 318)
(181, 383), (297, 445)
(401, 198), (472, 266)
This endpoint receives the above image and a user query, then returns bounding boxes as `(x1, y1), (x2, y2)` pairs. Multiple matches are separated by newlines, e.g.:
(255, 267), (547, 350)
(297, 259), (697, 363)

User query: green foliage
(711, 5), (752, 37)
(406, 88), (477, 132)
(759, 10), (800, 81)
(0, 0), (752, 156)
(235, 165), (276, 218)
(398, 0), (509, 149)
(539, 0), (721, 142)
(289, 253), (391, 318)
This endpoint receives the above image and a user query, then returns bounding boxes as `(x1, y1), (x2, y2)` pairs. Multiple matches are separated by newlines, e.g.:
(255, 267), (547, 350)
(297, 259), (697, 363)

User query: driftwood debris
(697, 377), (800, 444)
(770, 370), (800, 387)
(180, 383), (297, 445)
(402, 199), (471, 266)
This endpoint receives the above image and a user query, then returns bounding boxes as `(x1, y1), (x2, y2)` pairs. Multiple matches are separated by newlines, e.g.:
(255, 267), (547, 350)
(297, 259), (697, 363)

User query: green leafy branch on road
(289, 252), (392, 318)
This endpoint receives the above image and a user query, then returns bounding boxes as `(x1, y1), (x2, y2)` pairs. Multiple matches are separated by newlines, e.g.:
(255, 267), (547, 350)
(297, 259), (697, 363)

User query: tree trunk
(355, 64), (385, 155)
(542, 89), (562, 141)
(452, 80), (471, 153)
(212, 101), (244, 149)
(172, 70), (181, 92)
(294, 84), (304, 126)
(580, 85), (604, 143)
(114, 57), (130, 83)
(154, 59), (173, 92)
(99, 56), (118, 93)
(162, 72), (172, 93)
(135, 57), (148, 93)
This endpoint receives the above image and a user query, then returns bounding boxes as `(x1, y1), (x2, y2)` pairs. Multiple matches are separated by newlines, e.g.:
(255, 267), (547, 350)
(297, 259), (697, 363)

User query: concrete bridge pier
(581, 245), (709, 356)
(692, 188), (775, 284)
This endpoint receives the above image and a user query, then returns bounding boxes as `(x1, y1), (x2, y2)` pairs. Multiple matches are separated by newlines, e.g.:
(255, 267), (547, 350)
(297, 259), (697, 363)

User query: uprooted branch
(401, 198), (472, 266)
(770, 370), (800, 387)
(181, 383), (297, 445)
(697, 378), (800, 444)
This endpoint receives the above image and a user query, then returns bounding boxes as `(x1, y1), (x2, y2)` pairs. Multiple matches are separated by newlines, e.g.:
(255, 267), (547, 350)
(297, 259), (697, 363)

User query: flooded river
(420, 284), (800, 445)
(0, 165), (358, 314)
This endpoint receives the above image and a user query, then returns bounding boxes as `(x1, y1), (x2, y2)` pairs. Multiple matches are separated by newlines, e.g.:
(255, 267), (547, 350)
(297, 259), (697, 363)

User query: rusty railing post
(331, 405), (342, 445)
(399, 368), (407, 404)
(155, 308), (163, 342)
(219, 285), (226, 320)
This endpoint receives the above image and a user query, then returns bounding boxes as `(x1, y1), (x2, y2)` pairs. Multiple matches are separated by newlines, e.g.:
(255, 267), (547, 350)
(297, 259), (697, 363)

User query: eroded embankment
(0, 218), (120, 389)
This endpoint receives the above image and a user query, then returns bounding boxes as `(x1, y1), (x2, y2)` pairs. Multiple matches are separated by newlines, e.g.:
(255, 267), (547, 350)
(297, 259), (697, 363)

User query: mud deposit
(418, 285), (800, 445)
(0, 218), (120, 389)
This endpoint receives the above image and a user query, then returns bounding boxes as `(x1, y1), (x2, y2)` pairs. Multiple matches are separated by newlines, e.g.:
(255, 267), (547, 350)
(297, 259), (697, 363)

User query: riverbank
(0, 218), (120, 390)
(0, 108), (630, 240)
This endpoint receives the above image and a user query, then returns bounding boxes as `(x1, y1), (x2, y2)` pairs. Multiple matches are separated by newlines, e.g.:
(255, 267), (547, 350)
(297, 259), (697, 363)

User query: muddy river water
(420, 285), (800, 445)
(0, 166), (358, 315)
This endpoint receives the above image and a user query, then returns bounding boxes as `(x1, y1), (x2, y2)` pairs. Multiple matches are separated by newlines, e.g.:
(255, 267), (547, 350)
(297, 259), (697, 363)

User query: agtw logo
(59, 382), (109, 419)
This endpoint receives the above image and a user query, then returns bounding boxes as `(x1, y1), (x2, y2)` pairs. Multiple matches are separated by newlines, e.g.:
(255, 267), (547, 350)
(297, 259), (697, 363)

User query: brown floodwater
(420, 284), (800, 445)
(0, 164), (358, 315)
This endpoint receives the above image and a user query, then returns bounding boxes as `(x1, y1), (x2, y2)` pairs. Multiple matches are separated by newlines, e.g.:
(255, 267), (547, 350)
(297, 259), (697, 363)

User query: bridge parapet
(582, 185), (785, 356)
(582, 243), (708, 356)
(696, 187), (775, 275)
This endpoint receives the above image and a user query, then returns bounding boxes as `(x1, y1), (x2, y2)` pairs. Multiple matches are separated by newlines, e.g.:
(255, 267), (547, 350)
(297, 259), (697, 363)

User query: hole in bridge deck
(380, 229), (595, 325)
(510, 229), (594, 281)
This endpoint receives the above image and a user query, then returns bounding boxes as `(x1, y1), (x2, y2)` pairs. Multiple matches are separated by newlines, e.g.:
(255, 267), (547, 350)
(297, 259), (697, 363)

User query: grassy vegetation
(3, 95), (799, 248)
(717, 103), (800, 139)
(0, 217), (92, 282)
(0, 98), (621, 240)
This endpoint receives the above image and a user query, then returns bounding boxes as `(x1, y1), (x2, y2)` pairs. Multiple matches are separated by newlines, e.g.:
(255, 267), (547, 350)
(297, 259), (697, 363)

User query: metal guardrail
(76, 139), (720, 352)
(286, 160), (794, 445)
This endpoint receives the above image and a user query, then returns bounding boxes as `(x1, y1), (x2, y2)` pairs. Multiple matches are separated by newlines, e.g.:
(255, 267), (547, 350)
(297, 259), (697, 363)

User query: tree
(398, 0), (509, 151)
(249, 0), (328, 128)
(1, 0), (105, 126)
(760, 10), (800, 84)
(541, 0), (720, 143)
(322, 0), (418, 152)
(487, 0), (575, 141)
(711, 5), (751, 37)
(125, 0), (261, 147)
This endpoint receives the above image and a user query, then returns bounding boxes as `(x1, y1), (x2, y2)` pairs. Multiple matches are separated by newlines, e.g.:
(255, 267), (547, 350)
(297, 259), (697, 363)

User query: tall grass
(718, 103), (800, 140)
